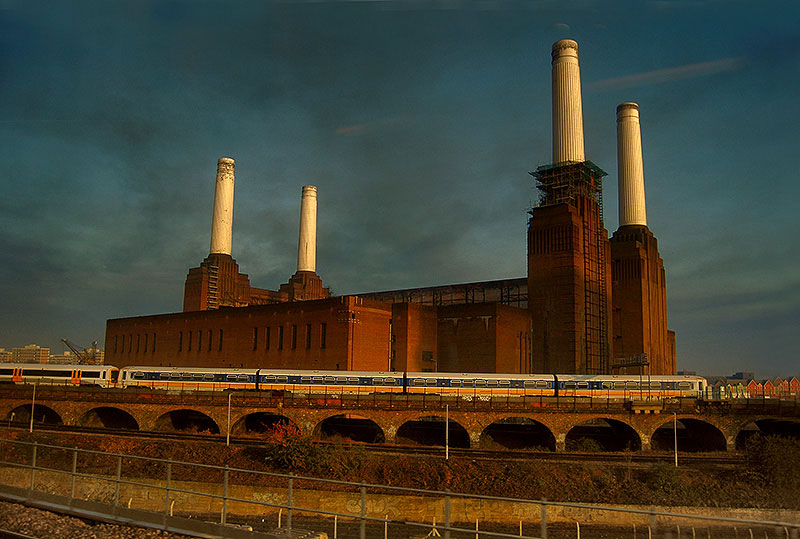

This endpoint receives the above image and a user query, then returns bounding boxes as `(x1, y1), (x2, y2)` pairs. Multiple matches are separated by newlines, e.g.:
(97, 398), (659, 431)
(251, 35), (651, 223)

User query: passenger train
(0, 363), (708, 400)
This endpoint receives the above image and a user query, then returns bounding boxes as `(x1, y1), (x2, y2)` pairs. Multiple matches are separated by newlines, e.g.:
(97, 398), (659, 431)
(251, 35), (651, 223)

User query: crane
(60, 339), (99, 365)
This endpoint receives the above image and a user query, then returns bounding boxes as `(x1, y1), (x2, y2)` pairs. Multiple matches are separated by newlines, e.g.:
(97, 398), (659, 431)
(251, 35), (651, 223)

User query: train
(0, 363), (708, 399)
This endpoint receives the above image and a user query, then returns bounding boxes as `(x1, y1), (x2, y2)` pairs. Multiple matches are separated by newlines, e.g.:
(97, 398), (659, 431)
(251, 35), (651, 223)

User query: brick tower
(528, 40), (612, 374)
(609, 103), (675, 374)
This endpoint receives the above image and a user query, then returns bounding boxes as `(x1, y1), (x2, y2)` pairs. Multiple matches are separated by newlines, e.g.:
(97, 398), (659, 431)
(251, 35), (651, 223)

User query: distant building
(11, 345), (50, 364)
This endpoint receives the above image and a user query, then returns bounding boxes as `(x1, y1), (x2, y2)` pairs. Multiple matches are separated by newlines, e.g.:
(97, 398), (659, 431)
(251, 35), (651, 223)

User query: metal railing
(0, 438), (798, 539)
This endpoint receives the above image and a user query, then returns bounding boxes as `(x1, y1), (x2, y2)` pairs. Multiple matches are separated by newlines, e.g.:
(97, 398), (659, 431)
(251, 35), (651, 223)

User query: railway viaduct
(2, 386), (799, 452)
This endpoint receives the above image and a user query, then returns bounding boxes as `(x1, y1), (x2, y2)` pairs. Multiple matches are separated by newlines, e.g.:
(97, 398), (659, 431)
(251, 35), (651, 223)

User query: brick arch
(393, 412), (471, 447)
(229, 409), (298, 436)
(311, 412), (386, 443)
(476, 415), (558, 451)
(3, 399), (67, 426)
(647, 415), (728, 452)
(560, 415), (643, 452)
(75, 404), (141, 429)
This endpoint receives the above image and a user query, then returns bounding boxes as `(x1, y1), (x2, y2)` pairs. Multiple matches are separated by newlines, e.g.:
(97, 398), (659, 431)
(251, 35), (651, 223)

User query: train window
(373, 377), (384, 384)
(523, 381), (537, 388)
(487, 380), (499, 387)
(425, 378), (437, 386)
(237, 375), (249, 382)
(312, 376), (323, 383)
(182, 373), (194, 380)
(0, 369), (12, 375)
(498, 380), (510, 387)
(203, 374), (214, 381)
(649, 382), (661, 389)
(264, 376), (276, 383)
(601, 381), (613, 390)
(563, 381), (576, 389)
(347, 377), (359, 383)
(324, 377), (336, 383)
(475, 380), (486, 387)
(412, 378), (424, 386)
(276, 376), (288, 383)
(577, 382), (589, 389)
(536, 381), (549, 389)
(678, 382), (691, 389)
(451, 380), (462, 387)
(132, 372), (145, 379)
(462, 380), (474, 387)
(614, 381), (626, 389)
(626, 382), (639, 389)
(385, 378), (396, 385)
(170, 373), (183, 380)
(301, 377), (311, 383)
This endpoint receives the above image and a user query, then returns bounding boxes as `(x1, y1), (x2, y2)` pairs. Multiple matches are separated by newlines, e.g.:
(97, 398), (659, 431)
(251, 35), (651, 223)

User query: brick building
(104, 40), (676, 376)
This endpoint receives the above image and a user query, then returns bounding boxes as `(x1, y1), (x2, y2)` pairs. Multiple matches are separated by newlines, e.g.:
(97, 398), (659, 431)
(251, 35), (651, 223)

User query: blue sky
(1, 0), (798, 377)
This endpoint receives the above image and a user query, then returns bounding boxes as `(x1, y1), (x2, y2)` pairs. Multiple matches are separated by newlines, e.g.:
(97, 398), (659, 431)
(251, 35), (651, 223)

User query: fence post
(221, 467), (229, 525)
(114, 455), (122, 506)
(444, 491), (451, 539)
(649, 506), (656, 534)
(165, 463), (172, 515)
(70, 449), (77, 499)
(287, 477), (293, 530)
(360, 485), (367, 539)
(29, 442), (37, 491)
(540, 501), (547, 539)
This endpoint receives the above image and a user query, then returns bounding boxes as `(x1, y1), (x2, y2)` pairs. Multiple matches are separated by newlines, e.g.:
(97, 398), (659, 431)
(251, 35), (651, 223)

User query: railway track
(0, 423), (743, 468)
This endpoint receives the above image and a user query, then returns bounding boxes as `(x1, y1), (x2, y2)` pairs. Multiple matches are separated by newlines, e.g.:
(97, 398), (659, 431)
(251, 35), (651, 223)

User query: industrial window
(143, 333), (148, 353)
(136, 334), (140, 354)
(178, 332), (183, 352)
(207, 330), (212, 351)
(278, 326), (284, 350)
(306, 324), (312, 349)
(114, 336), (118, 354)
(198, 330), (202, 351)
(320, 323), (326, 349)
(265, 327), (271, 350)
(152, 333), (156, 353)
(253, 327), (258, 351)
(291, 325), (297, 349)
(129, 334), (133, 353)
(219, 329), (223, 352)
(188, 331), (192, 352)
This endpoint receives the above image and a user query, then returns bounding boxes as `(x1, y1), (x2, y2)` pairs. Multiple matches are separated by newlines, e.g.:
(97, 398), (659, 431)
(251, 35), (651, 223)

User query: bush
(744, 434), (800, 506)
(643, 461), (680, 495)
(262, 423), (327, 473)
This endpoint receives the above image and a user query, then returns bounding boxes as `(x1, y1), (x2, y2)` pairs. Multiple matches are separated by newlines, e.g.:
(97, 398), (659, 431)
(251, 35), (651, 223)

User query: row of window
(251, 323), (327, 352)
(178, 329), (223, 353)
(115, 333), (156, 355)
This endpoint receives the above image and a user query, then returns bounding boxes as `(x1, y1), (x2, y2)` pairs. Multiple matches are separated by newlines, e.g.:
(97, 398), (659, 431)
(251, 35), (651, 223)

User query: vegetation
(2, 429), (799, 509)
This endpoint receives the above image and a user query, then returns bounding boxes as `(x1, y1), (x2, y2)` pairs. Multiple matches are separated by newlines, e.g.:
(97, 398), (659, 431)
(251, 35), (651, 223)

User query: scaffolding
(531, 160), (609, 374)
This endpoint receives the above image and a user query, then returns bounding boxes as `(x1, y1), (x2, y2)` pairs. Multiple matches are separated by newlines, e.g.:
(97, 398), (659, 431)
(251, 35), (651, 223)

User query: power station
(104, 40), (675, 376)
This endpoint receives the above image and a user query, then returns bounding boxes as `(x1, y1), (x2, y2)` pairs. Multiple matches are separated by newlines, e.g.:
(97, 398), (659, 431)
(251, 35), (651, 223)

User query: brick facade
(609, 225), (676, 374)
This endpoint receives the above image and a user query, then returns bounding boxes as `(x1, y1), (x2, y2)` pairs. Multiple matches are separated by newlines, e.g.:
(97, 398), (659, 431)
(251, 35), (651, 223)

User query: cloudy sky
(2, 0), (798, 377)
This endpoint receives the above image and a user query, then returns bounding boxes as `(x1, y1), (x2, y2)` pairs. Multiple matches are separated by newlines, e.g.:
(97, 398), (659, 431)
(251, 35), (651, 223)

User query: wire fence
(0, 438), (798, 539)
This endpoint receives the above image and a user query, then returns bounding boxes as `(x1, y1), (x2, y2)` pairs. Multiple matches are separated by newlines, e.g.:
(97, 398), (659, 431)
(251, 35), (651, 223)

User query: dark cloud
(1, 1), (799, 377)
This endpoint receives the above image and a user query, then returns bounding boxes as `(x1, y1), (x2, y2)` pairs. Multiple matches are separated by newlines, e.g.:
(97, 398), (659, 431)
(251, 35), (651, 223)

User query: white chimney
(297, 185), (318, 272)
(210, 157), (235, 255)
(616, 103), (648, 227)
(551, 39), (586, 164)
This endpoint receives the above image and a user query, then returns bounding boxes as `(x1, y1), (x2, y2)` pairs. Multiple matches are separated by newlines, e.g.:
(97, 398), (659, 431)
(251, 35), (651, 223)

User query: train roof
(406, 372), (556, 380)
(122, 366), (259, 374)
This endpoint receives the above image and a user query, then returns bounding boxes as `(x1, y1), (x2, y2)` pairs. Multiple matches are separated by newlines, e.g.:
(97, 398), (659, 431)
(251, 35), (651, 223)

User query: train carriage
(554, 374), (707, 399)
(405, 373), (556, 398)
(258, 369), (404, 396)
(0, 363), (119, 388)
(120, 366), (259, 391)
